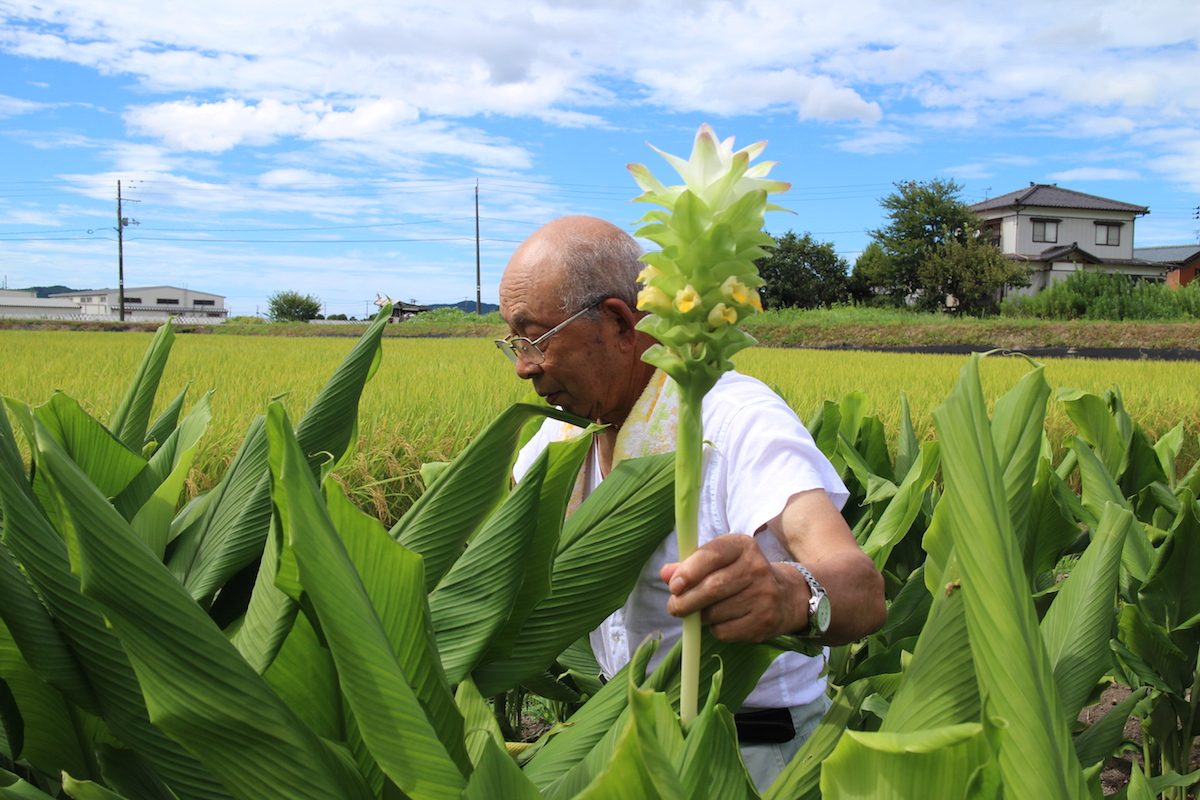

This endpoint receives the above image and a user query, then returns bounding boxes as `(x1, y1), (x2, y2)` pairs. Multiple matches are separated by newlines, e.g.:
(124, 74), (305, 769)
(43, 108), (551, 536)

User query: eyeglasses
(495, 301), (600, 365)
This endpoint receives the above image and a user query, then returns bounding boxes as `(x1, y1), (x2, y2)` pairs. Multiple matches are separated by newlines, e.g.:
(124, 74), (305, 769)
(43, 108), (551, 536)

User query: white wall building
(970, 184), (1164, 297)
(0, 285), (228, 322)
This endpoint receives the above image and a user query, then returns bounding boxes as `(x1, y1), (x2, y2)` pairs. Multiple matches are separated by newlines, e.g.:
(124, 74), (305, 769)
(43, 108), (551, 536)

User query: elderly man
(498, 215), (885, 789)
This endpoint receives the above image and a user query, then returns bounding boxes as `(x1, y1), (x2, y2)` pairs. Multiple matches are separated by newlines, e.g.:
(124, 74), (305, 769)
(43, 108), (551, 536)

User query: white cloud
(835, 129), (915, 155)
(1046, 167), (1141, 182)
(0, 94), (45, 117)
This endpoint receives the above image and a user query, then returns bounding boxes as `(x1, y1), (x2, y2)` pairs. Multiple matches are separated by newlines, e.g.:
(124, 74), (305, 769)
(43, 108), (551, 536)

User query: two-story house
(969, 184), (1167, 296)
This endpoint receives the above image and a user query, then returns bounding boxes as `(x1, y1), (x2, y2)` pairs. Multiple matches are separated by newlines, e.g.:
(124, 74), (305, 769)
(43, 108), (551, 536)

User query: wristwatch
(783, 562), (831, 638)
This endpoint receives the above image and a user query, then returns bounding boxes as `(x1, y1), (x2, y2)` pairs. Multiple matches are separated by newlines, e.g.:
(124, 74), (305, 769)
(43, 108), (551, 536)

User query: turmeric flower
(627, 124), (789, 726)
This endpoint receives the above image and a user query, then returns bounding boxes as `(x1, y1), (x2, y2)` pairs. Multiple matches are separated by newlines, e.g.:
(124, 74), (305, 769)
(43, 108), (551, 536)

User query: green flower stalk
(628, 124), (789, 725)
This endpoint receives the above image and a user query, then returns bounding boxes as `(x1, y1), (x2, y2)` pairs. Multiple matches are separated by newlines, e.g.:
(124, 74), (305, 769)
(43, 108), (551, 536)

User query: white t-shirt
(513, 370), (849, 710)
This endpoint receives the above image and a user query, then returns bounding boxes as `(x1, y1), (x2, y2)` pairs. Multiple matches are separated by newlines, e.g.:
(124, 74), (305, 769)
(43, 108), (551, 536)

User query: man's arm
(660, 488), (885, 646)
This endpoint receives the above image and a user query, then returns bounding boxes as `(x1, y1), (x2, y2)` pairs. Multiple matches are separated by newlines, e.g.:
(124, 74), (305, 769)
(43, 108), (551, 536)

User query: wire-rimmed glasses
(494, 300), (601, 365)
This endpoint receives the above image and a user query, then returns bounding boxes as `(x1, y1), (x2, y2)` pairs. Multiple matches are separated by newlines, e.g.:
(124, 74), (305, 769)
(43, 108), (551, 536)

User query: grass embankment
(7, 306), (1199, 352)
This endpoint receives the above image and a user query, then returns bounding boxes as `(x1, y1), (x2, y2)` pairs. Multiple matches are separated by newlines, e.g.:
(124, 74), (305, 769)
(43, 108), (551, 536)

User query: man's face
(498, 239), (642, 424)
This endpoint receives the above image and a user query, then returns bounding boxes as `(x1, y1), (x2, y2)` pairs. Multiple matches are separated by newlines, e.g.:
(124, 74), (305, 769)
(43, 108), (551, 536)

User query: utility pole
(115, 180), (139, 321)
(474, 179), (482, 315)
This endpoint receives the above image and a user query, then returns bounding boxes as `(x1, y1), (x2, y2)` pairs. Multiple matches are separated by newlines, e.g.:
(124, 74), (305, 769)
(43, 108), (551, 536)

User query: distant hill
(19, 285), (84, 298)
(430, 300), (499, 314)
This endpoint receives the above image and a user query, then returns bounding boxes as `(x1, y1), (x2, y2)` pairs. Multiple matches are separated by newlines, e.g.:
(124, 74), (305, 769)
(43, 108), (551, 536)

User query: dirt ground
(1079, 684), (1200, 796)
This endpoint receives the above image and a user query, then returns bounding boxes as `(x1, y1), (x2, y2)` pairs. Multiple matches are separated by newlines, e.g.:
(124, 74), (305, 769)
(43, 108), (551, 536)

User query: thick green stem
(676, 385), (704, 726)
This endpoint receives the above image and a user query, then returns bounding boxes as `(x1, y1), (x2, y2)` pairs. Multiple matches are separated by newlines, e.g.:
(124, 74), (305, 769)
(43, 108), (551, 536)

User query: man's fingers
(665, 534), (755, 594)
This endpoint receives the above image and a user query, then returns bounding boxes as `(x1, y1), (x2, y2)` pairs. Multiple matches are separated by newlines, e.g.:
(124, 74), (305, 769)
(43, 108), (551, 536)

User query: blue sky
(2, 1), (1198, 318)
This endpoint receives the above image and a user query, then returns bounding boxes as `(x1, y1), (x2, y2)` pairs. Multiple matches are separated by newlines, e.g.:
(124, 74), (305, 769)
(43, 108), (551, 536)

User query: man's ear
(600, 296), (641, 338)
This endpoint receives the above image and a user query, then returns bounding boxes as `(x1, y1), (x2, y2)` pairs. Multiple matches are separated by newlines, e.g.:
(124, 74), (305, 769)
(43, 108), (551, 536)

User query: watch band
(782, 561), (831, 637)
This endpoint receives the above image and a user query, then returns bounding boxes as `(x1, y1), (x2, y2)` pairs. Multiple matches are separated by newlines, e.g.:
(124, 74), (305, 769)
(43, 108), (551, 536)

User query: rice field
(4, 330), (1198, 525)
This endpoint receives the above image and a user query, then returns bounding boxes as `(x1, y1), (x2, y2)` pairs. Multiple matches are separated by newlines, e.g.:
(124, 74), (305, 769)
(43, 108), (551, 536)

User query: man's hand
(660, 535), (805, 643)
(661, 489), (887, 646)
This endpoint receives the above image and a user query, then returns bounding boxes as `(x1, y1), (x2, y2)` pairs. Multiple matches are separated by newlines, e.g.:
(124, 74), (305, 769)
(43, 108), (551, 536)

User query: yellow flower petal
(637, 286), (672, 314)
(637, 265), (662, 285)
(721, 276), (751, 305)
(674, 285), (701, 315)
(707, 303), (737, 328)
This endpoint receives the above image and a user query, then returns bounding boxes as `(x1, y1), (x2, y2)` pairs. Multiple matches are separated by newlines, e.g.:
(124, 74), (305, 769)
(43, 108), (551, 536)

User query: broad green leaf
(677, 671), (756, 800)
(857, 416), (895, 484)
(487, 429), (597, 662)
(1121, 425), (1168, 502)
(454, 679), (506, 767)
(62, 773), (130, 800)
(861, 441), (939, 569)
(1039, 503), (1131, 721)
(820, 724), (990, 800)
(837, 392), (869, 450)
(882, 554), (978, 733)
(93, 745), (176, 800)
(229, 519), (296, 675)
(1058, 387), (1128, 480)
(0, 618), (90, 779)
(572, 682), (687, 800)
(143, 382), (190, 450)
(108, 321), (174, 451)
(1071, 437), (1153, 588)
(524, 638), (663, 791)
(35, 392), (146, 500)
(1026, 457), (1084, 585)
(127, 392), (213, 558)
(261, 611), (340, 740)
(0, 539), (97, 713)
(1137, 492), (1200, 632)
(460, 737), (542, 800)
(3, 425), (231, 800)
(893, 393), (919, 482)
(838, 432), (897, 505)
(323, 480), (467, 773)
(429, 452), (548, 683)
(392, 402), (586, 591)
(0, 402), (29, 494)
(1152, 422), (1185, 487)
(471, 452), (674, 696)
(166, 414), (271, 600)
(932, 356), (1088, 798)
(991, 364), (1050, 557)
(266, 403), (466, 798)
(170, 305), (390, 601)
(38, 418), (368, 800)
(810, 401), (842, 466)
(0, 766), (58, 799)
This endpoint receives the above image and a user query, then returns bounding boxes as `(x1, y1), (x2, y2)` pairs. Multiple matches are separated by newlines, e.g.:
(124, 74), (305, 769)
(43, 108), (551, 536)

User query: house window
(157, 298), (179, 305)
(1032, 218), (1059, 243)
(983, 220), (1001, 247)
(1094, 222), (1121, 246)
(193, 299), (215, 306)
(123, 297), (141, 304)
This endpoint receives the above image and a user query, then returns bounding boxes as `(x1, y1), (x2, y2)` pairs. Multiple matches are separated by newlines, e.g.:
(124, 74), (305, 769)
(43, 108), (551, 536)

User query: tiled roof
(970, 184), (1148, 214)
(1133, 245), (1200, 264)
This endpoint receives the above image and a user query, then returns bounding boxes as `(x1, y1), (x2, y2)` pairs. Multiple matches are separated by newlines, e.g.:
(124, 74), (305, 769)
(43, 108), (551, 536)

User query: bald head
(502, 215), (643, 314)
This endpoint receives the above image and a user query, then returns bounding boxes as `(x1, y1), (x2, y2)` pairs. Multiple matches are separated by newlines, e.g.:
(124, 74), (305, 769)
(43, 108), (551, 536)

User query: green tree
(756, 231), (849, 309)
(848, 242), (892, 304)
(267, 290), (322, 322)
(867, 179), (978, 304)
(918, 231), (1031, 314)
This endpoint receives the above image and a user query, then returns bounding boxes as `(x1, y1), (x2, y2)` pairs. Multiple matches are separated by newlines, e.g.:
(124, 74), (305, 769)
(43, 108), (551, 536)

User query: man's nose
(514, 355), (542, 380)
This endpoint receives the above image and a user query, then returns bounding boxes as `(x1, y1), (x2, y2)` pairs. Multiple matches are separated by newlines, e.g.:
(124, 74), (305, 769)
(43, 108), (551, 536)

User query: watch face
(814, 595), (832, 632)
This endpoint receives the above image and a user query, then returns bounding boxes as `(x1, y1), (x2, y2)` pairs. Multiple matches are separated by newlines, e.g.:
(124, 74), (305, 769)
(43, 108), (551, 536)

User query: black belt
(734, 707), (796, 744)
